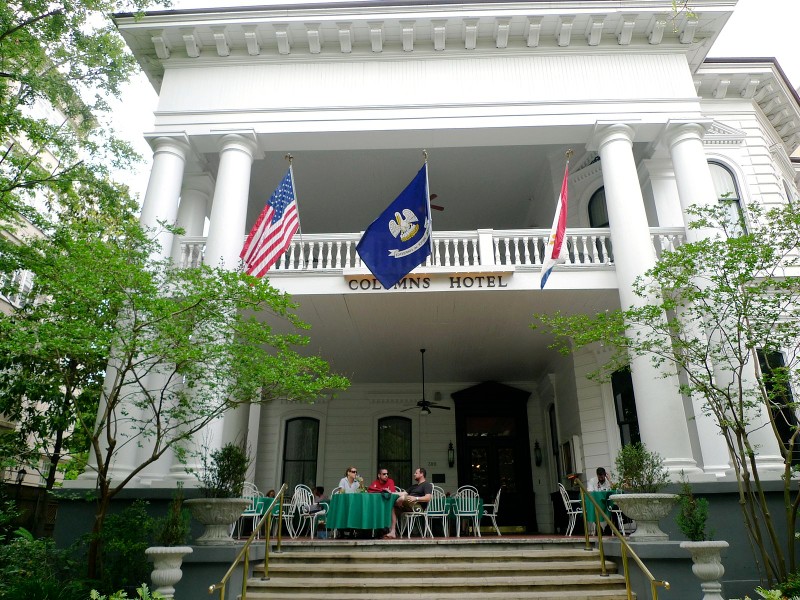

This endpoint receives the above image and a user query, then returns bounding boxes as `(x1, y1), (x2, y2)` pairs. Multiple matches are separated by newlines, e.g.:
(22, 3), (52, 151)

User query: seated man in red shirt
(367, 468), (396, 493)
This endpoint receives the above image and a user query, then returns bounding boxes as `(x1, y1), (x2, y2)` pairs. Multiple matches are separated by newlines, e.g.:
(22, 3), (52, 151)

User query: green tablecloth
(584, 490), (618, 524)
(326, 492), (399, 530)
(253, 496), (279, 516)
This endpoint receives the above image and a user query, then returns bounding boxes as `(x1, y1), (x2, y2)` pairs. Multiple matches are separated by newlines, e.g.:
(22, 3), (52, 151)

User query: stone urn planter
(609, 493), (679, 541)
(145, 546), (193, 600)
(185, 498), (250, 545)
(680, 540), (729, 600)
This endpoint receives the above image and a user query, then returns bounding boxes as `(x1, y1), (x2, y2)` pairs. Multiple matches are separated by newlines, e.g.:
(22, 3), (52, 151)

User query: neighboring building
(105, 0), (800, 534)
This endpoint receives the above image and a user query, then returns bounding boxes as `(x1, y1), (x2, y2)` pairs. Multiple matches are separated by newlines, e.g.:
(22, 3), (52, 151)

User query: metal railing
(209, 482), (288, 600)
(570, 476), (670, 600)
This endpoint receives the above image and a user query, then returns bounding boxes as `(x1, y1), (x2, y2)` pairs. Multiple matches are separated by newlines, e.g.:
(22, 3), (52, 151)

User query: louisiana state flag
(356, 164), (432, 289)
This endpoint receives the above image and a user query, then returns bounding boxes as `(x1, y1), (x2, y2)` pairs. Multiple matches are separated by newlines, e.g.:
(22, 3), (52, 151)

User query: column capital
(181, 172), (216, 198)
(662, 119), (714, 150)
(588, 122), (635, 152)
(217, 131), (261, 160)
(144, 133), (191, 159)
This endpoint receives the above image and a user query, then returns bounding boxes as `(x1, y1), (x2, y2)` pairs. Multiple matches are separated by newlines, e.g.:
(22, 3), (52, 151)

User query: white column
(190, 134), (258, 464)
(204, 134), (258, 269)
(667, 123), (782, 473)
(170, 174), (214, 262)
(140, 136), (191, 259)
(595, 123), (699, 474)
(642, 159), (683, 227)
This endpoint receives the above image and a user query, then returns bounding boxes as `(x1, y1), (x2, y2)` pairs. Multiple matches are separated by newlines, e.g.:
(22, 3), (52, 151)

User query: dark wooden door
(452, 382), (537, 533)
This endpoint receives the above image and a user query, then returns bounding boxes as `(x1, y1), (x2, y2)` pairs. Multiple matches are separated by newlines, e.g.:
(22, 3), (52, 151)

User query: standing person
(384, 467), (432, 539)
(338, 466), (361, 493)
(588, 467), (614, 491)
(367, 468), (396, 493)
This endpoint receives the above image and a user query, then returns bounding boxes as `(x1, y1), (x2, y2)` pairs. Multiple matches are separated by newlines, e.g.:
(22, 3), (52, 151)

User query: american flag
(240, 168), (299, 277)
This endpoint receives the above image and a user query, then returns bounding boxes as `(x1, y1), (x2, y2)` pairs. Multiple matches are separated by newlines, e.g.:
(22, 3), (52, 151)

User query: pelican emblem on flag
(389, 209), (420, 242)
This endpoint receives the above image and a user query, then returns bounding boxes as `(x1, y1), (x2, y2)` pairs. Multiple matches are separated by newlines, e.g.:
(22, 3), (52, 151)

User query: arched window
(282, 417), (319, 490)
(611, 369), (640, 446)
(377, 417), (412, 488)
(708, 162), (745, 233)
(783, 180), (796, 207)
(588, 187), (609, 228)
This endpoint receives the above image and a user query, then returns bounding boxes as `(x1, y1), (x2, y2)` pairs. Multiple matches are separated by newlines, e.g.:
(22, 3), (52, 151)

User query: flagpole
(422, 149), (434, 264)
(286, 153), (306, 269)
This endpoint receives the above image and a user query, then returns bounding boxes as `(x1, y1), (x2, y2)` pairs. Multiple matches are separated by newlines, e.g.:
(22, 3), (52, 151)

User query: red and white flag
(240, 168), (299, 277)
(540, 163), (569, 289)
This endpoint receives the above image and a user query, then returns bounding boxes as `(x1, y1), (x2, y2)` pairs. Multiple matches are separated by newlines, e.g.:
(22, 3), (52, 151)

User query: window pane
(588, 187), (609, 228)
(378, 417), (412, 488)
(612, 369), (640, 446)
(282, 418), (319, 489)
(757, 350), (799, 465)
(708, 162), (745, 234)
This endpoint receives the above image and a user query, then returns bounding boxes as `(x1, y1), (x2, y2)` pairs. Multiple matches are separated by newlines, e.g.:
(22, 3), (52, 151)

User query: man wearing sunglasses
(367, 468), (396, 493)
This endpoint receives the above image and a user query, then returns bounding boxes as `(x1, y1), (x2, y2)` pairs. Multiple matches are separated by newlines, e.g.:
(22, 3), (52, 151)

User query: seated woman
(338, 466), (361, 493)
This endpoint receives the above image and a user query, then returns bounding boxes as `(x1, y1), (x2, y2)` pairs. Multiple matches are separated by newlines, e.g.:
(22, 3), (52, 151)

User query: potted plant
(185, 443), (251, 545)
(609, 442), (678, 541)
(677, 477), (729, 600)
(145, 485), (193, 600)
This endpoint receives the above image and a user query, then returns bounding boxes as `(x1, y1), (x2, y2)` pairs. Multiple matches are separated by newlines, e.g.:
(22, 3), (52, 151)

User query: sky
(113, 0), (800, 201)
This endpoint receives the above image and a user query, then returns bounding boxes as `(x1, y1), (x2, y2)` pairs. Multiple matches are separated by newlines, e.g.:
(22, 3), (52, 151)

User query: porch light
(15, 468), (26, 485)
(534, 441), (543, 467)
(448, 441), (455, 468)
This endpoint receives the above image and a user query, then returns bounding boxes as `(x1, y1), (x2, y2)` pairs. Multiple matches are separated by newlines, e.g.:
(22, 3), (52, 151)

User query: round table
(584, 490), (619, 525)
(326, 492), (400, 531)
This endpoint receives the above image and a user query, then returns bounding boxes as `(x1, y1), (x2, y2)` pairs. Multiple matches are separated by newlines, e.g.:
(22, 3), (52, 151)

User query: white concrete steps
(245, 540), (630, 600)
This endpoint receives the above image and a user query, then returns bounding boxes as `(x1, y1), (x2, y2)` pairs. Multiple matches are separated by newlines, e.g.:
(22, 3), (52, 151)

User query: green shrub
(89, 584), (164, 599)
(94, 500), (155, 594)
(197, 443), (250, 498)
(779, 568), (800, 598)
(676, 477), (710, 541)
(614, 442), (669, 493)
(0, 535), (85, 600)
(154, 486), (190, 547)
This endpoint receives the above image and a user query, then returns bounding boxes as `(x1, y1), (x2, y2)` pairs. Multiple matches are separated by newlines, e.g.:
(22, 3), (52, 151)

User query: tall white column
(667, 123), (783, 473)
(191, 134), (258, 462)
(642, 159), (683, 227)
(79, 135), (190, 486)
(595, 123), (699, 473)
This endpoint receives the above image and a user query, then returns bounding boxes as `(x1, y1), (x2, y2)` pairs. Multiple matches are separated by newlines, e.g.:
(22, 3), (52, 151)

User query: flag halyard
(540, 163), (570, 289)
(356, 164), (433, 289)
(240, 168), (299, 278)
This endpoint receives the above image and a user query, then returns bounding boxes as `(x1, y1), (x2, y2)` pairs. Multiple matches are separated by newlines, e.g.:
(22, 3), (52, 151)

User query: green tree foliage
(536, 203), (800, 584)
(0, 210), (349, 577)
(0, 0), (163, 223)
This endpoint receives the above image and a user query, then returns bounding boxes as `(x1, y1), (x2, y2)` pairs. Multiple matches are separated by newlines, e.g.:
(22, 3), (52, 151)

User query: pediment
(703, 121), (746, 146)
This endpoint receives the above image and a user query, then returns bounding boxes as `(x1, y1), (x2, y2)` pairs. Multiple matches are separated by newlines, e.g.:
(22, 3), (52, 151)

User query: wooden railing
(570, 476), (670, 600)
(178, 227), (687, 271)
(209, 482), (288, 600)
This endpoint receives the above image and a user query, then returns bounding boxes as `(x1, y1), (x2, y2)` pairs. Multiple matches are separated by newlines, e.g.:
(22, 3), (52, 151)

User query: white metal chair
(609, 503), (626, 536)
(233, 482), (261, 538)
(424, 486), (449, 537)
(453, 485), (481, 537)
(293, 484), (326, 538)
(558, 483), (583, 536)
(400, 490), (436, 538)
(481, 488), (502, 536)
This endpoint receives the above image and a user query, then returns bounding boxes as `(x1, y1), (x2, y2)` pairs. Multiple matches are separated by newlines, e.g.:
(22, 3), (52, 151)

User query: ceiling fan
(429, 193), (445, 212)
(402, 348), (451, 415)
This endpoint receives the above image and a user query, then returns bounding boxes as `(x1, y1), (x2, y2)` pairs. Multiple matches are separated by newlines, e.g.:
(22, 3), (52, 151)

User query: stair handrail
(569, 475), (670, 600)
(209, 482), (288, 600)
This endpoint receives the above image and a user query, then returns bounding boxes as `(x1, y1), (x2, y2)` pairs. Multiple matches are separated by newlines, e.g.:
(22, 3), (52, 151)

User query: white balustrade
(178, 228), (685, 273)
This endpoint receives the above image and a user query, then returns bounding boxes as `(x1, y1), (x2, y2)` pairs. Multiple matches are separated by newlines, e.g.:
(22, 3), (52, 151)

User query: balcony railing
(178, 228), (686, 272)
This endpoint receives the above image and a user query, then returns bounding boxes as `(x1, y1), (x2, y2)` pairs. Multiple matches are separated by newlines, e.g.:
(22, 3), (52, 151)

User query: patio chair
(293, 484), (326, 538)
(233, 482), (261, 538)
(558, 482), (583, 536)
(453, 485), (481, 537)
(400, 491), (435, 538)
(481, 488), (502, 536)
(424, 486), (448, 537)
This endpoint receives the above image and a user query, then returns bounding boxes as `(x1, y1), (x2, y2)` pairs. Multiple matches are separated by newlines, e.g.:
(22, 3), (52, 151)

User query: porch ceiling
(277, 287), (620, 386)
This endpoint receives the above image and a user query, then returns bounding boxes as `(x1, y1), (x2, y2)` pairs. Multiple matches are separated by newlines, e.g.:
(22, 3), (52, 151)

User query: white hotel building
(110, 0), (800, 533)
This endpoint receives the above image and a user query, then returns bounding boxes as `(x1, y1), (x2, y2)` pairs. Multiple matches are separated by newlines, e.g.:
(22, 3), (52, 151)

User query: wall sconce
(447, 441), (455, 468)
(15, 467), (27, 486)
(534, 441), (543, 467)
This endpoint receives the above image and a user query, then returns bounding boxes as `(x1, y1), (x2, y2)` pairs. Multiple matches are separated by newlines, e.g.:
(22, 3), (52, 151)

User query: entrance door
(452, 382), (536, 533)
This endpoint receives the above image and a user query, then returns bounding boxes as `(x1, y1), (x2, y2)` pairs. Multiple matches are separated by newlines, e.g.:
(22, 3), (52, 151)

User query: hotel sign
(345, 273), (511, 291)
